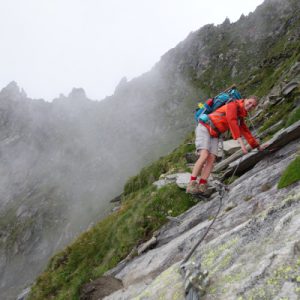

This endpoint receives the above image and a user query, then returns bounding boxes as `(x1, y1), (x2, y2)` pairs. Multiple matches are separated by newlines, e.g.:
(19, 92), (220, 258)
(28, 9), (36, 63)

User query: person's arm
(240, 119), (260, 149)
(237, 137), (248, 154)
(226, 102), (241, 139)
(226, 102), (249, 153)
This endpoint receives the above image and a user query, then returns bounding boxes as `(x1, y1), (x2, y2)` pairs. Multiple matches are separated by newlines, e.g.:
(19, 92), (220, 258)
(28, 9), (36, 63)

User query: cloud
(0, 0), (264, 101)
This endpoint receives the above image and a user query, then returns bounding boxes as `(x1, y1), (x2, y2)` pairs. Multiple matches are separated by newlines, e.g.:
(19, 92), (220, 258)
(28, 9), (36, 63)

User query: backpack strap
(207, 118), (221, 136)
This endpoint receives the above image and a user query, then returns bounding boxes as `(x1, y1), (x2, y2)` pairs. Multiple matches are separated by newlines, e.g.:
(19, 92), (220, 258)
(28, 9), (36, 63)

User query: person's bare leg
(191, 149), (209, 178)
(200, 153), (216, 180)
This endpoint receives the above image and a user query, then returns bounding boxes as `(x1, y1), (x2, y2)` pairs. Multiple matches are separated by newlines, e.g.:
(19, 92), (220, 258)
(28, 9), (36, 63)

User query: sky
(0, 0), (264, 101)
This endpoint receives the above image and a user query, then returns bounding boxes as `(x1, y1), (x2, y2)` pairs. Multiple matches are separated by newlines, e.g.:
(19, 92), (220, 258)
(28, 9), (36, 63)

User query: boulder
(222, 139), (240, 155)
(153, 173), (191, 189)
(175, 173), (191, 189)
(214, 148), (244, 173)
(215, 120), (300, 176)
(281, 81), (299, 96)
(224, 120), (300, 178)
(153, 179), (168, 189)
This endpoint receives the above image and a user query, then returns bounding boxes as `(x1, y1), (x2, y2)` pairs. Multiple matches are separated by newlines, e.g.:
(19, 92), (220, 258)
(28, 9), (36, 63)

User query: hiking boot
(198, 183), (207, 194)
(186, 180), (199, 194)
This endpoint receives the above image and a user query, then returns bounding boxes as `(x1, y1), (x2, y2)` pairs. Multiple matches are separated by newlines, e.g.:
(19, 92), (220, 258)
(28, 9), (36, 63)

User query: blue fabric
(194, 88), (242, 122)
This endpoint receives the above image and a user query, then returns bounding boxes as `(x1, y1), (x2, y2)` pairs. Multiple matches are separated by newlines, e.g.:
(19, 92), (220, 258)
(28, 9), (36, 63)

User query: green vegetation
(258, 100), (294, 133)
(278, 156), (300, 189)
(29, 136), (197, 300)
(124, 133), (195, 195)
(286, 105), (300, 127)
(0, 186), (66, 254)
(247, 259), (300, 299)
(224, 175), (239, 185)
(202, 237), (238, 274)
(243, 195), (253, 202)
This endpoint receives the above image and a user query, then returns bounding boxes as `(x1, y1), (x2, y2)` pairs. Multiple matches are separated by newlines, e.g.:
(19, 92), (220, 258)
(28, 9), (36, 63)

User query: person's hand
(258, 144), (268, 151)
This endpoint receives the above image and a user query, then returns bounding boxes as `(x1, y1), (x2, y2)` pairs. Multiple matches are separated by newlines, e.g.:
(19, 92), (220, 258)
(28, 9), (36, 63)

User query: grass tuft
(278, 156), (300, 189)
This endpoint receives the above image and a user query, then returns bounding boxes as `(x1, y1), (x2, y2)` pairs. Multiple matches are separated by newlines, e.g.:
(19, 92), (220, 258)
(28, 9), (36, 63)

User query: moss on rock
(278, 156), (300, 189)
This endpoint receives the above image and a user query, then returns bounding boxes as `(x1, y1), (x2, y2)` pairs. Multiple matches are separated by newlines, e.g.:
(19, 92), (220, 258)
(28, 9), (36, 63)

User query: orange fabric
(202, 100), (259, 149)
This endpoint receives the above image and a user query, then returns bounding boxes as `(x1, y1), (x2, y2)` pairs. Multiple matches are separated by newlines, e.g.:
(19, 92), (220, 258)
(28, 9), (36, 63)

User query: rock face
(222, 139), (240, 156)
(103, 136), (300, 300)
(224, 120), (300, 178)
(80, 276), (123, 300)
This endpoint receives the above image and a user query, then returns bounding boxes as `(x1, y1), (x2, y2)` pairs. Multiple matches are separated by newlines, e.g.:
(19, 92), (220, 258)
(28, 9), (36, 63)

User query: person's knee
(208, 153), (216, 163)
(198, 149), (209, 160)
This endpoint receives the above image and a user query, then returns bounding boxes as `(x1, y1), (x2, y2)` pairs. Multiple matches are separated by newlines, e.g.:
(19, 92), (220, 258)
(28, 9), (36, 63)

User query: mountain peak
(68, 87), (87, 100)
(0, 81), (27, 99)
(114, 77), (128, 94)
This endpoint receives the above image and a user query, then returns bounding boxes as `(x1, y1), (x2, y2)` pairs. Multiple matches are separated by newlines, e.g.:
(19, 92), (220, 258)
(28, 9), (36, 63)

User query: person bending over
(186, 96), (264, 194)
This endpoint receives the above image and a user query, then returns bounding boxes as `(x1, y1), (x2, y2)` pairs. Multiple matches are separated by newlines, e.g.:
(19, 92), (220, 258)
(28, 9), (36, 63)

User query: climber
(186, 96), (264, 194)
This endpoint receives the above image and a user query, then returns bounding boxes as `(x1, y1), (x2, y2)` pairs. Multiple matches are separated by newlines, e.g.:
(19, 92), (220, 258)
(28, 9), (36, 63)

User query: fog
(0, 0), (263, 101)
(0, 1), (267, 298)
(0, 69), (200, 299)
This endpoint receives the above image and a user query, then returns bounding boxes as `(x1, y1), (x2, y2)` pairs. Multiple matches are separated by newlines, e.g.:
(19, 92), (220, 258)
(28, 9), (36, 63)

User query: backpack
(194, 86), (242, 122)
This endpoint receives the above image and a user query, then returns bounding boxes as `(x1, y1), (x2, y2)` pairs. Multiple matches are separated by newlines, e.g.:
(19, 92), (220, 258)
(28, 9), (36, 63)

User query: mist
(0, 0), (264, 101)
(0, 63), (200, 299)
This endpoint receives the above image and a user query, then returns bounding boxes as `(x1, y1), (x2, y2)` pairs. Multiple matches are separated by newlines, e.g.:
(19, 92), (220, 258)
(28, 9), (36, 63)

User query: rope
(181, 98), (261, 289)
(187, 108), (258, 261)
(181, 189), (223, 264)
(181, 156), (243, 265)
